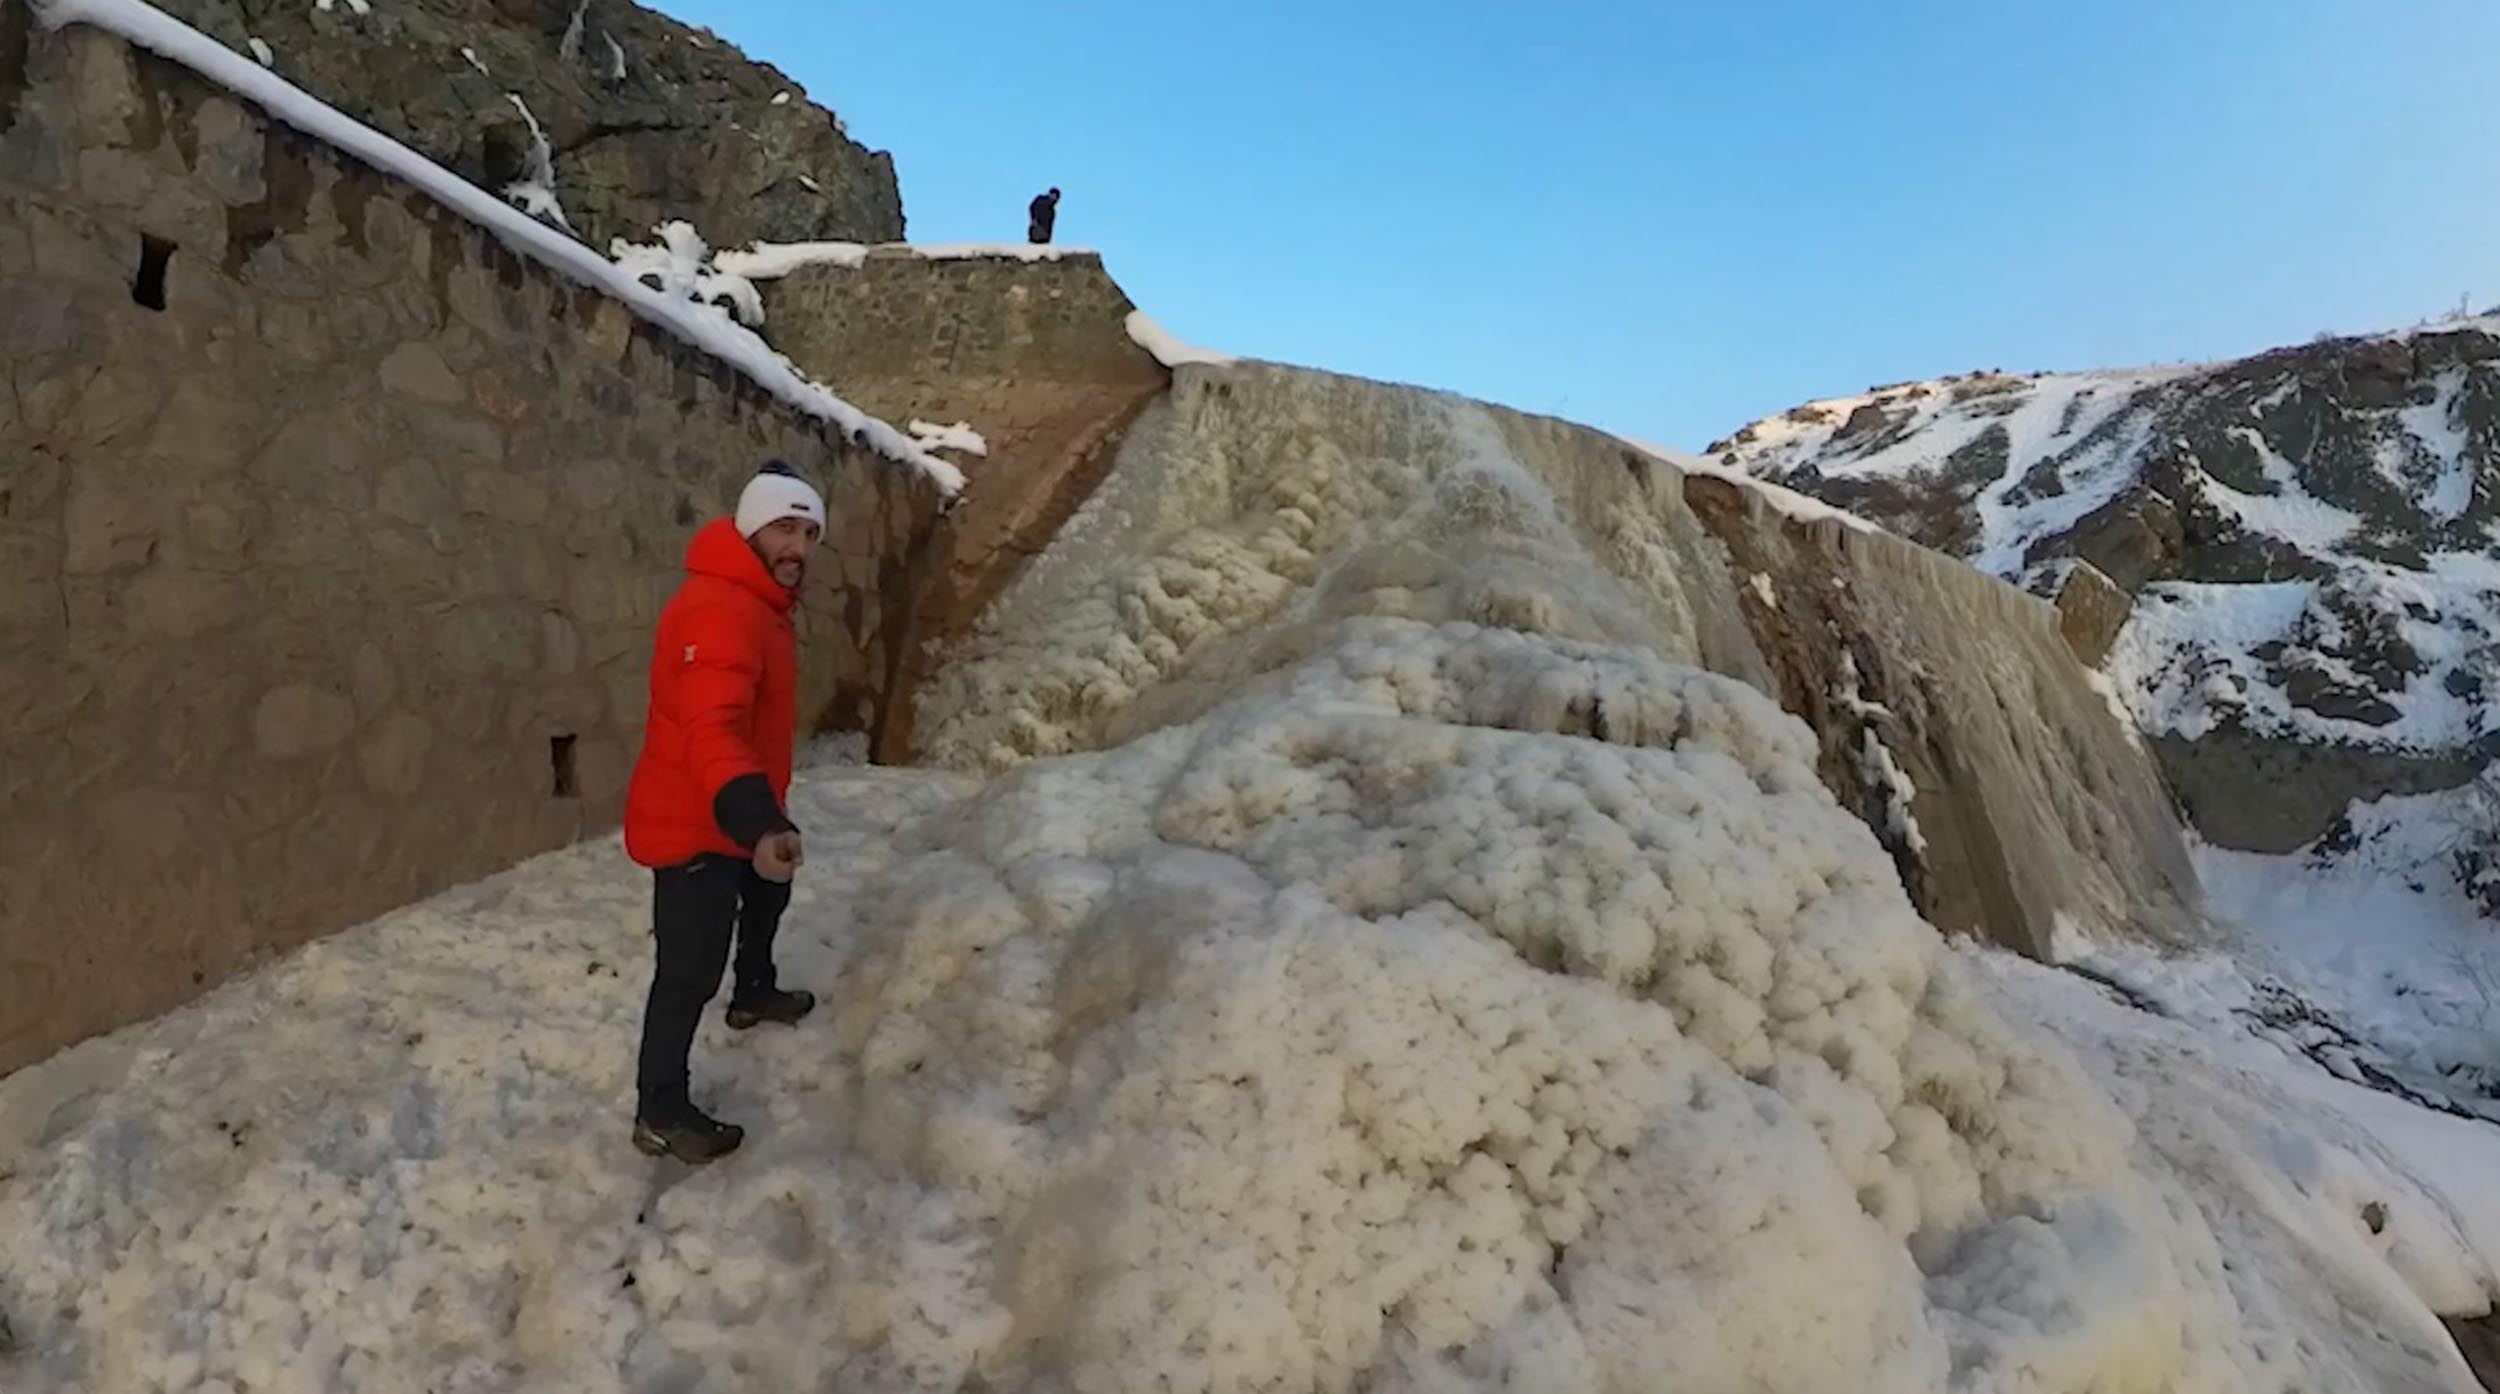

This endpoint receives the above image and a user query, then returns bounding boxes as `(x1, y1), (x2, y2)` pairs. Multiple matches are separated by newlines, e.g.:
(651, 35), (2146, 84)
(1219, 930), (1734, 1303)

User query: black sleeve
(712, 772), (797, 849)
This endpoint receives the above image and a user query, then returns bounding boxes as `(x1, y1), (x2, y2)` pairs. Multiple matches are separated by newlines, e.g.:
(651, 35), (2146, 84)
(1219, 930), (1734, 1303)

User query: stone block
(0, 223), (32, 278)
(59, 362), (165, 449)
(67, 32), (140, 133)
(142, 378), (262, 476)
(360, 712), (434, 797)
(380, 341), (465, 406)
(253, 683), (357, 758)
(608, 669), (649, 734)
(188, 96), (267, 205)
(456, 469), (551, 527)
(468, 366), (538, 424)
(249, 407), (379, 512)
(351, 641), (399, 714)
(538, 609), (582, 674)
(432, 605), (536, 678)
(404, 404), (505, 463)
(377, 459), (461, 535)
(62, 465), (165, 574)
(583, 300), (633, 365)
(123, 566), (243, 638)
(183, 482), (262, 559)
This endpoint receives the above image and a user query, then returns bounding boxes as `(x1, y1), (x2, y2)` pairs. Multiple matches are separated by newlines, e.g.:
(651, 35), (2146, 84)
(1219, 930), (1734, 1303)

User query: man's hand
(754, 830), (805, 883)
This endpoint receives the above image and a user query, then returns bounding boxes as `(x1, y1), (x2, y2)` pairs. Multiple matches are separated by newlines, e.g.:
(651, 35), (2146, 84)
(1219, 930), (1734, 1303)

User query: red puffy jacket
(623, 518), (799, 868)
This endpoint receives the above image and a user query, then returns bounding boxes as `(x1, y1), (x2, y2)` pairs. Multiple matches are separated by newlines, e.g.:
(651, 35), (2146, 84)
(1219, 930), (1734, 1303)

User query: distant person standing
(1028, 186), (1060, 244)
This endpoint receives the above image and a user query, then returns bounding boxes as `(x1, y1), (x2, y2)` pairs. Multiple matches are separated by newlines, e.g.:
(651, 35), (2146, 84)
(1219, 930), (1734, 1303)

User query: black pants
(635, 854), (790, 1120)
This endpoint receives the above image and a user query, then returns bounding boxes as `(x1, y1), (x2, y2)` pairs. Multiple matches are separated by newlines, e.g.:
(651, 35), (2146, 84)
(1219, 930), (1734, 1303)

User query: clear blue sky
(654, 0), (2499, 449)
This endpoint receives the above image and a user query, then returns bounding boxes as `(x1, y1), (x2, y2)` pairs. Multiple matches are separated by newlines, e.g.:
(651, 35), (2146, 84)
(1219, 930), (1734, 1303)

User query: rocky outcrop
(2053, 560), (2132, 666)
(142, 0), (903, 251)
(757, 250), (1173, 759)
(1683, 477), (2203, 955)
(0, 19), (949, 1075)
(1713, 319), (2500, 850)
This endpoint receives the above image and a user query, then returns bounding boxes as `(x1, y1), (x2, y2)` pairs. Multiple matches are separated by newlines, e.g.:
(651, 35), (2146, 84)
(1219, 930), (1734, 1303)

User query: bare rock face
(1681, 474), (2204, 957)
(143, 0), (904, 251)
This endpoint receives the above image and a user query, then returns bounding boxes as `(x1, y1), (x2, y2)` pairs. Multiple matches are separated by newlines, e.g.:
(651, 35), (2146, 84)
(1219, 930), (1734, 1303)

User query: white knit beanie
(734, 463), (825, 541)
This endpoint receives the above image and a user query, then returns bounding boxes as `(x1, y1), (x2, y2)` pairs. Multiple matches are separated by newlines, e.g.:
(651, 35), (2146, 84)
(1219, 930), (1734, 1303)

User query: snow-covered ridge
(28, 0), (964, 497)
(1713, 318), (2500, 761)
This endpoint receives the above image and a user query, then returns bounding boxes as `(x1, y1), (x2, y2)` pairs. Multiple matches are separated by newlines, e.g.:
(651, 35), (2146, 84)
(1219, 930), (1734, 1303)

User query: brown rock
(380, 341), (466, 406)
(2053, 561), (2133, 667)
(1834, 402), (1892, 441)
(584, 300), (634, 365)
(2057, 492), (2185, 594)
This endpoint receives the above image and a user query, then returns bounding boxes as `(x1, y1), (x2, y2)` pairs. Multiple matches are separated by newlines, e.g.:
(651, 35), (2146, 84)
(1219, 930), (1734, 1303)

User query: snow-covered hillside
(1715, 317), (2500, 1118)
(1715, 319), (2500, 798)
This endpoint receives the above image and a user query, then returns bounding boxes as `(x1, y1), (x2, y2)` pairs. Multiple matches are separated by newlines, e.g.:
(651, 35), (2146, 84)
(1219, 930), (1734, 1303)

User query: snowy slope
(5, 722), (2499, 1390)
(1715, 320), (2500, 761)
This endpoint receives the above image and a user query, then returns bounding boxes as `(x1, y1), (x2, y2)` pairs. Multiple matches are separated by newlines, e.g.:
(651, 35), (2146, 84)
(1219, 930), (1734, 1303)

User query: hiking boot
(631, 1109), (744, 1164)
(726, 987), (816, 1030)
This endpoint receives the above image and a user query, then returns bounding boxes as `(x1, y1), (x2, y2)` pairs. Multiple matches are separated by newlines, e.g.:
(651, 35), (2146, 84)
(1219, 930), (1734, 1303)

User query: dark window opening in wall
(550, 734), (580, 798)
(133, 235), (175, 311)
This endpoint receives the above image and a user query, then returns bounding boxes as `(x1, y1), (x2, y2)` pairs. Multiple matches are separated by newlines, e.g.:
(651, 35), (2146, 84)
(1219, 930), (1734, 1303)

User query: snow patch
(457, 44), (486, 76)
(2404, 369), (2476, 523)
(556, 0), (586, 65)
(497, 92), (573, 234)
(609, 220), (763, 328)
(907, 420), (988, 457)
(712, 240), (869, 279)
(1860, 727), (1927, 855)
(1124, 310), (1237, 368)
(1747, 571), (1780, 610)
(26, 0), (959, 494)
(246, 34), (270, 64)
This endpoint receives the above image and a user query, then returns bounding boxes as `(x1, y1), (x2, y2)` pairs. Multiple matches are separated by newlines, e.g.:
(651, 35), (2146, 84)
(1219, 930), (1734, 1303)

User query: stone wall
(761, 250), (1171, 758)
(0, 13), (951, 1075)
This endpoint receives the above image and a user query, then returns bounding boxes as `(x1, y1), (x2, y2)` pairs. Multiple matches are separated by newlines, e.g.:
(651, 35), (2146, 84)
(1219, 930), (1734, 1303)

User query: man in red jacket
(624, 461), (826, 1163)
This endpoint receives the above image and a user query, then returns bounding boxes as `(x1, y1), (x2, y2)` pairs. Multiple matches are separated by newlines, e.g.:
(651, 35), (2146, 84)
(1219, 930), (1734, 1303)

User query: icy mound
(919, 364), (1760, 775)
(835, 616), (2249, 1391)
